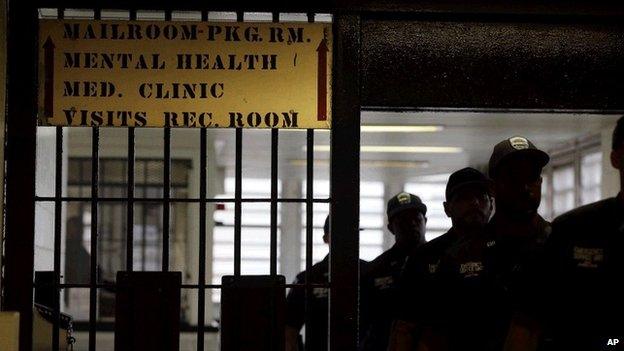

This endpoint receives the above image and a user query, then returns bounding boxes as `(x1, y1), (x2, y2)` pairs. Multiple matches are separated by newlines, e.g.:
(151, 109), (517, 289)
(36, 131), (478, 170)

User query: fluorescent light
(281, 125), (443, 133)
(311, 145), (463, 153)
(360, 125), (443, 133)
(290, 159), (429, 168)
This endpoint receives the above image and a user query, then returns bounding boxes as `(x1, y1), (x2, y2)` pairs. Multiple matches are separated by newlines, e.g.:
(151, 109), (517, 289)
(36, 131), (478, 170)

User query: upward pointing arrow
(316, 38), (329, 122)
(43, 36), (55, 119)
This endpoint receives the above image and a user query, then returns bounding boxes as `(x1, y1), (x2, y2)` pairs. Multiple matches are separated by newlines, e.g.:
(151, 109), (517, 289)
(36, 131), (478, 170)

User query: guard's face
(611, 144), (624, 172)
(388, 209), (426, 246)
(445, 186), (493, 229)
(494, 156), (543, 216)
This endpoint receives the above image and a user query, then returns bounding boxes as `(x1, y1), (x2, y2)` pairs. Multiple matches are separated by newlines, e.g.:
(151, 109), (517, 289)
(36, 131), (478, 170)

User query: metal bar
(330, 14), (361, 351)
(162, 9), (172, 272)
(27, 0), (624, 21)
(198, 16), (209, 350)
(304, 12), (316, 351)
(53, 11), (64, 350)
(3, 2), (38, 349)
(89, 127), (100, 351)
(234, 128), (243, 276)
(234, 10), (243, 278)
(269, 127), (279, 351)
(270, 129), (279, 276)
(41, 282), (329, 289)
(126, 127), (135, 270)
(163, 121), (171, 271)
(197, 128), (207, 351)
(35, 196), (331, 203)
(52, 127), (63, 351)
(304, 129), (314, 351)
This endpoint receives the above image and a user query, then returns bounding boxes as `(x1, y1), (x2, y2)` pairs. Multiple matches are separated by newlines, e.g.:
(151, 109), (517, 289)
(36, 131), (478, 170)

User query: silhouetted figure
(388, 168), (494, 350)
(545, 117), (624, 350)
(423, 137), (550, 351)
(361, 192), (427, 351)
(285, 215), (368, 351)
(65, 216), (90, 284)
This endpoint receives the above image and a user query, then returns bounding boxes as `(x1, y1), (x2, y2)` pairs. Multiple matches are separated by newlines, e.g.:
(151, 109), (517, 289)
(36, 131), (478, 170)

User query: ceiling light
(310, 145), (463, 153)
(360, 125), (443, 133)
(281, 125), (443, 133)
(290, 159), (429, 168)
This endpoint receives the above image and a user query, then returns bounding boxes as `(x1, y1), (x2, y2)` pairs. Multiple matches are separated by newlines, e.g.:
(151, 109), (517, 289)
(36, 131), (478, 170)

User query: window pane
(405, 174), (452, 242)
(581, 151), (602, 205)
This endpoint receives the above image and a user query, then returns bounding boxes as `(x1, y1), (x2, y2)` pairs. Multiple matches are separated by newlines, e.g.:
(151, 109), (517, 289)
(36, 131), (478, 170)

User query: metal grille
(29, 11), (335, 351)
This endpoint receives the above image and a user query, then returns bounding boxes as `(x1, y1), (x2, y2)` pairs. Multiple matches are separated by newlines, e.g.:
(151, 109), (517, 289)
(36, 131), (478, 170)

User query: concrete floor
(71, 332), (220, 351)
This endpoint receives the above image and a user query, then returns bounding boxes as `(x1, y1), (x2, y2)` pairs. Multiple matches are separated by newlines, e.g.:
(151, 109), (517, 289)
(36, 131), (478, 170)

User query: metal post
(329, 14), (361, 351)
(3, 2), (38, 351)
(197, 128), (207, 351)
(89, 127), (100, 351)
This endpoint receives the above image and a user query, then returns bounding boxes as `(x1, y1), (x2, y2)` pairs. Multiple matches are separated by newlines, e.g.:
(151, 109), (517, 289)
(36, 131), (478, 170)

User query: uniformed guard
(423, 136), (551, 351)
(285, 215), (368, 351)
(361, 192), (428, 351)
(387, 167), (494, 351)
(544, 117), (624, 350)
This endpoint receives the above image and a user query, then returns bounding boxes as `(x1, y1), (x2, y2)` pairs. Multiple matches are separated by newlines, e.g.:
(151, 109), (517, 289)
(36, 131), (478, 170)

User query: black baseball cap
(445, 167), (493, 201)
(386, 192), (427, 220)
(488, 136), (549, 178)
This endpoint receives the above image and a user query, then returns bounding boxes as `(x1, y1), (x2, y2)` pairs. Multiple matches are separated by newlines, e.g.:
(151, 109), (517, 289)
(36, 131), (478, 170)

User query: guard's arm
(415, 326), (448, 351)
(503, 312), (541, 351)
(285, 325), (300, 351)
(386, 319), (418, 351)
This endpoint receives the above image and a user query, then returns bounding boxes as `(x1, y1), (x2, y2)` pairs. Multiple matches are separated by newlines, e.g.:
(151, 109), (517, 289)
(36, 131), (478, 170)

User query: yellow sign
(38, 20), (332, 128)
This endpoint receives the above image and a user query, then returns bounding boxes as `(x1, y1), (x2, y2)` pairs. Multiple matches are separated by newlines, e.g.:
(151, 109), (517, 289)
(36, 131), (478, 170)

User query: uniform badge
(428, 263), (438, 274)
(573, 246), (604, 268)
(509, 137), (529, 150)
(374, 276), (394, 290)
(396, 192), (411, 204)
(459, 261), (484, 278)
(313, 287), (329, 298)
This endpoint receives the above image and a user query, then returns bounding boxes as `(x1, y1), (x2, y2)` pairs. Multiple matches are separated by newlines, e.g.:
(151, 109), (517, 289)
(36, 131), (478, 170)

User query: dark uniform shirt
(546, 194), (624, 350)
(286, 256), (330, 351)
(286, 255), (368, 351)
(361, 245), (412, 351)
(397, 229), (460, 327)
(434, 214), (551, 351)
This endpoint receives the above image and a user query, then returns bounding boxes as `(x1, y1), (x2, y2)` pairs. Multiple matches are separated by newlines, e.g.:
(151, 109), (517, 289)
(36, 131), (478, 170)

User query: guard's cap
(386, 192), (427, 220)
(445, 167), (493, 201)
(488, 136), (549, 178)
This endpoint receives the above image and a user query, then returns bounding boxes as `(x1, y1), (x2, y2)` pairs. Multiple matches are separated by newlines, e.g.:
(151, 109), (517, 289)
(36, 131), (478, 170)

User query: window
(212, 178), (282, 303)
(405, 174), (452, 241)
(580, 151), (602, 205)
(552, 165), (576, 217)
(542, 135), (604, 220)
(299, 180), (384, 269)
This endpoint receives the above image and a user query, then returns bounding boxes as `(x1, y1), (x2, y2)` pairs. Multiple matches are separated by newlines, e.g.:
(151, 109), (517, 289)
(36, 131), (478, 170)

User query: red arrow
(43, 36), (55, 119)
(316, 38), (328, 121)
